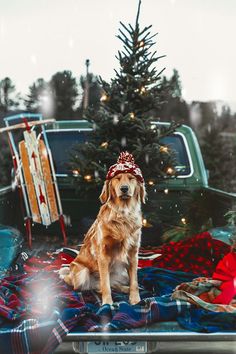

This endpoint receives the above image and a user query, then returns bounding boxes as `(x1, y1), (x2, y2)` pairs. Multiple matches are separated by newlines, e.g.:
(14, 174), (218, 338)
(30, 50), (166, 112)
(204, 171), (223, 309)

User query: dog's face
(111, 173), (138, 200)
(100, 173), (146, 204)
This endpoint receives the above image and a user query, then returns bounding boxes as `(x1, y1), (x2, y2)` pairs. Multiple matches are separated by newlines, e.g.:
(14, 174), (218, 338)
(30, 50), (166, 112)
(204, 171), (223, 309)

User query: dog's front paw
(102, 296), (113, 305)
(129, 293), (141, 305)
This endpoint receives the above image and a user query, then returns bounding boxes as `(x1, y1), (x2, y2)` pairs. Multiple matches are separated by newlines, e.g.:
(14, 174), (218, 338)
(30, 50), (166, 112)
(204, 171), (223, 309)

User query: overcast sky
(0, 0), (236, 107)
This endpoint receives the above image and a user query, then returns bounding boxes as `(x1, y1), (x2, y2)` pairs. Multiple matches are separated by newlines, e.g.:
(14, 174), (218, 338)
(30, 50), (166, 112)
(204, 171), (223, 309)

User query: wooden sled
(0, 115), (67, 248)
(19, 134), (59, 226)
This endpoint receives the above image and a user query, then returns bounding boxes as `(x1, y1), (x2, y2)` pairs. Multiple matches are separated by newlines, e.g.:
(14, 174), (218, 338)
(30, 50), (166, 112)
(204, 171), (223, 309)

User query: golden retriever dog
(60, 152), (146, 305)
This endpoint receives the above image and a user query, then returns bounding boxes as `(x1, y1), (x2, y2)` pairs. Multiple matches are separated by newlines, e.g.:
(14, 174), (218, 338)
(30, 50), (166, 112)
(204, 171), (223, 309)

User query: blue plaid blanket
(0, 267), (195, 354)
(1, 267), (235, 354)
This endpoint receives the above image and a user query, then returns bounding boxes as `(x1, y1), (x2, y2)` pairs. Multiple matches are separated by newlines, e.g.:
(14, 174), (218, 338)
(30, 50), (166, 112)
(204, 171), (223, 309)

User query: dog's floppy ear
(140, 183), (147, 204)
(99, 180), (110, 204)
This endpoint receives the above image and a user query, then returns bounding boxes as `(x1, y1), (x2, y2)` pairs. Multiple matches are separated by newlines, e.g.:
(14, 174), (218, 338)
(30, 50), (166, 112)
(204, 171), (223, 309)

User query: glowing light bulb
(84, 175), (92, 182)
(140, 86), (146, 94)
(101, 142), (108, 148)
(181, 218), (187, 225)
(72, 169), (80, 177)
(148, 180), (154, 186)
(166, 167), (174, 175)
(164, 189), (169, 194)
(160, 146), (168, 153)
(130, 112), (135, 119)
(100, 94), (108, 102)
(142, 218), (147, 227)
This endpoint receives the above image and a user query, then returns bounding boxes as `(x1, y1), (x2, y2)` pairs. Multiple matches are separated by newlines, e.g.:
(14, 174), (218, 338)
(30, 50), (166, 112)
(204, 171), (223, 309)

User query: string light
(130, 112), (135, 119)
(166, 167), (174, 175)
(139, 40), (145, 47)
(140, 86), (146, 94)
(142, 218), (147, 227)
(142, 218), (153, 227)
(100, 94), (109, 102)
(181, 218), (187, 225)
(148, 180), (154, 186)
(84, 175), (92, 182)
(160, 146), (168, 153)
(100, 142), (108, 148)
(164, 189), (169, 194)
(72, 169), (80, 177)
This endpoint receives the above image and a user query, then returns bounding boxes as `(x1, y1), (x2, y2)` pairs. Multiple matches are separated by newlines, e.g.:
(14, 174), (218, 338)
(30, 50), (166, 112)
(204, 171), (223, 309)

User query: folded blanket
(173, 251), (236, 307)
(172, 276), (236, 332)
(172, 277), (236, 313)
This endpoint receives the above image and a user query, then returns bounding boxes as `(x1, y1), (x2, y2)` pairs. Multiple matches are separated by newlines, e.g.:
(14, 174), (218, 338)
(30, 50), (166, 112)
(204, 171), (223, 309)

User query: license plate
(87, 340), (147, 353)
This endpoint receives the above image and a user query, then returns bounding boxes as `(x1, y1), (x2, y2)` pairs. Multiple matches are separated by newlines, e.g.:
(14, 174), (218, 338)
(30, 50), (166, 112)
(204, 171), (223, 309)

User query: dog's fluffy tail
(59, 265), (100, 291)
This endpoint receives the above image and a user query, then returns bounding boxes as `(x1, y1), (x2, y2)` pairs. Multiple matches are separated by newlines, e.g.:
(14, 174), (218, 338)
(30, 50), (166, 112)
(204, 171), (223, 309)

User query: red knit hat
(106, 152), (144, 183)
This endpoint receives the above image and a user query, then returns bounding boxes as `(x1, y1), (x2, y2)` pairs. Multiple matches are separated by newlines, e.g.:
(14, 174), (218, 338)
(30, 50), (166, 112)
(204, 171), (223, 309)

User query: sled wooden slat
(19, 141), (41, 224)
(0, 118), (55, 133)
(38, 139), (59, 222)
(23, 130), (51, 226)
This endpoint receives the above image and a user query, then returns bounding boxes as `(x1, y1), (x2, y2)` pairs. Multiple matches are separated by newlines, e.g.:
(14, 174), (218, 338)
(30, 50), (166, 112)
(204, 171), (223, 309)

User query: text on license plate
(87, 341), (147, 353)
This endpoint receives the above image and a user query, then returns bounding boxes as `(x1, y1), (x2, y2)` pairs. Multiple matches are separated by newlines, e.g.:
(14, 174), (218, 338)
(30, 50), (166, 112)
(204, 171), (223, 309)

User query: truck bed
(9, 236), (235, 354)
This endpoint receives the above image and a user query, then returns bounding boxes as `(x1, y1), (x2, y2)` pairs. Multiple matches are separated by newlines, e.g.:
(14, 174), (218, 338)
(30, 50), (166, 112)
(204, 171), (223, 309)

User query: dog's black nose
(120, 185), (129, 194)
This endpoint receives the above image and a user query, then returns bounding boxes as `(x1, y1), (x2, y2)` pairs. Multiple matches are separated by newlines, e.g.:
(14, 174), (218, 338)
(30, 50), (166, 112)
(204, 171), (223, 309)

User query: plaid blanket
(178, 308), (236, 333)
(0, 231), (233, 354)
(172, 276), (236, 333)
(0, 267), (195, 354)
(151, 232), (230, 276)
(172, 277), (236, 313)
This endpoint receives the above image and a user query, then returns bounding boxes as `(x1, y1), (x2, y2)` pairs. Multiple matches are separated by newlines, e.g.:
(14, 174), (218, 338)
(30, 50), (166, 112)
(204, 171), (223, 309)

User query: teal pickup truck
(0, 117), (236, 354)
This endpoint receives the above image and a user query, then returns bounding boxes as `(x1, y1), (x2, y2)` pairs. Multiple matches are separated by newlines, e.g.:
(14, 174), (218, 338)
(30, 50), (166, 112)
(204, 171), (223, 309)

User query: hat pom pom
(117, 151), (135, 164)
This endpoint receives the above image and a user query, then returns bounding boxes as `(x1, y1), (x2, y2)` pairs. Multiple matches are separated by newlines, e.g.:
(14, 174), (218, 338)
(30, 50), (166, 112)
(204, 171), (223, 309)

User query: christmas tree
(70, 0), (179, 192)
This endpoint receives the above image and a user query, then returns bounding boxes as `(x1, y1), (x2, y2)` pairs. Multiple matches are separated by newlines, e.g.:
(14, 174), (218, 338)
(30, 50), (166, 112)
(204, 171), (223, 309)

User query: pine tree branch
(135, 0), (142, 27)
(138, 24), (153, 37)
(116, 35), (133, 51)
(120, 21), (133, 36)
(117, 28), (133, 44)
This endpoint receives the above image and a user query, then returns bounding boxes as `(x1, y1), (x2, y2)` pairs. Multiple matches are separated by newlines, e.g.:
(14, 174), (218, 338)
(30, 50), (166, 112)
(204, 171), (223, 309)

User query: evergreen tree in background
(157, 69), (190, 124)
(201, 112), (236, 192)
(50, 70), (78, 120)
(0, 77), (20, 114)
(24, 78), (49, 113)
(70, 0), (179, 192)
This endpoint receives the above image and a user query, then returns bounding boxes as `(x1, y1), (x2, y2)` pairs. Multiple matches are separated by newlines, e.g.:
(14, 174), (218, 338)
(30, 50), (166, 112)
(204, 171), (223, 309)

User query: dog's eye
(115, 176), (121, 181)
(128, 176), (135, 180)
